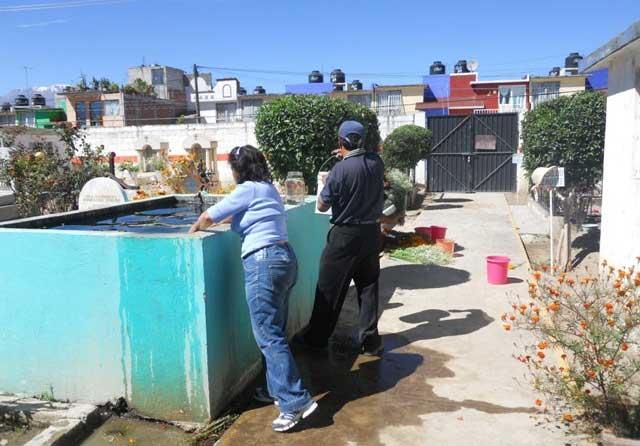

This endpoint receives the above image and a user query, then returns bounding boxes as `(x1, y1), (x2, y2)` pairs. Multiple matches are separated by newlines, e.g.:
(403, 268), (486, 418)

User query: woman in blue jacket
(189, 145), (316, 432)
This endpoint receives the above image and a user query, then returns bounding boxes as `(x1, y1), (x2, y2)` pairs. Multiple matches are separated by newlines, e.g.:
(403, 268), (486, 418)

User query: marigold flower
(580, 277), (590, 285)
(537, 351), (545, 359)
(533, 271), (542, 280)
(614, 281), (622, 289)
(580, 321), (588, 330)
(567, 278), (576, 286)
(531, 315), (540, 324)
(535, 399), (542, 407)
(501, 313), (507, 321)
(542, 265), (549, 272)
(622, 343), (629, 351)
(533, 307), (540, 314)
(586, 370), (596, 379)
(563, 413), (574, 422)
(549, 302), (561, 312)
(503, 324), (512, 331)
(538, 341), (548, 350)
(618, 270), (628, 279)
(634, 278), (640, 287)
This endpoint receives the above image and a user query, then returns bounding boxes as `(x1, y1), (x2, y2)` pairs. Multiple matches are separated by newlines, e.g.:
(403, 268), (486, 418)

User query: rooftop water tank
(350, 80), (363, 90)
(14, 95), (29, 107)
(565, 52), (583, 69)
(31, 94), (46, 107)
(430, 61), (446, 75)
(253, 86), (266, 95)
(330, 69), (345, 84)
(454, 60), (469, 74)
(238, 87), (247, 95)
(1, 102), (11, 112)
(308, 70), (324, 83)
(549, 67), (561, 76)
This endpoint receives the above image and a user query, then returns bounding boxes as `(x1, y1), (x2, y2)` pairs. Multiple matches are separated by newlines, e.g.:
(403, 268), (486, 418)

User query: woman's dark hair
(228, 145), (272, 184)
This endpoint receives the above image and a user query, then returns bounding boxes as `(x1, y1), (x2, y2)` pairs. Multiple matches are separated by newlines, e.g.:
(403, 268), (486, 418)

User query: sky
(0, 0), (638, 94)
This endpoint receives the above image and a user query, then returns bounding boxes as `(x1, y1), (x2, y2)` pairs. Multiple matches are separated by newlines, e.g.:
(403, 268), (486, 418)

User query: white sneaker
(271, 399), (318, 432)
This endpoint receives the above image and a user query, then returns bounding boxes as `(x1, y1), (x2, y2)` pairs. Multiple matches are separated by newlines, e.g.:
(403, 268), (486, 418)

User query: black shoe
(292, 334), (327, 353)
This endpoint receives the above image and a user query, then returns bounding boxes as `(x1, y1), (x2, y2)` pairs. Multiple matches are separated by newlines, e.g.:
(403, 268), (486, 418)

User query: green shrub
(382, 125), (432, 173)
(255, 95), (380, 192)
(522, 91), (606, 191)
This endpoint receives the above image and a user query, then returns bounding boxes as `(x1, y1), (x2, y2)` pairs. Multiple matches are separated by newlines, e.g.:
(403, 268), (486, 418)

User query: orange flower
(537, 351), (546, 359)
(567, 278), (576, 286)
(605, 302), (614, 310)
(634, 278), (640, 287)
(580, 277), (590, 285)
(613, 281), (622, 289)
(618, 270), (628, 279)
(542, 265), (549, 272)
(580, 321), (588, 330)
(586, 370), (596, 380)
(501, 313), (507, 321)
(503, 324), (512, 331)
(549, 302), (561, 312)
(622, 343), (629, 352)
(563, 413), (574, 423)
(509, 315), (516, 321)
(533, 271), (542, 281)
(538, 341), (548, 350)
(531, 315), (540, 324)
(533, 307), (541, 314)
(535, 399), (543, 407)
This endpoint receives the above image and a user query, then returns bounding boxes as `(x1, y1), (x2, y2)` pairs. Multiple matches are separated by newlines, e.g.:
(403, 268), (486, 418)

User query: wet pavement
(82, 417), (192, 446)
(218, 193), (592, 446)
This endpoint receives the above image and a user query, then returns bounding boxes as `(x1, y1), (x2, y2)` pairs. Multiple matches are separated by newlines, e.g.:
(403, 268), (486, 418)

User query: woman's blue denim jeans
(242, 243), (312, 413)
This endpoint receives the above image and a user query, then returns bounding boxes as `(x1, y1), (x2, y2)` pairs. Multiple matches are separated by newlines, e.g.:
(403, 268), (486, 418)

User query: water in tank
(14, 95), (29, 107)
(454, 60), (469, 74)
(31, 94), (46, 107)
(330, 69), (345, 84)
(350, 80), (363, 90)
(430, 61), (446, 75)
(565, 52), (583, 69)
(549, 67), (561, 76)
(1, 102), (11, 112)
(308, 70), (324, 83)
(253, 86), (266, 95)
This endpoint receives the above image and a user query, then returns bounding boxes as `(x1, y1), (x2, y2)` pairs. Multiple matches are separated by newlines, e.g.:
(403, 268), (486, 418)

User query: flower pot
(436, 238), (455, 254)
(415, 226), (432, 242)
(601, 430), (640, 446)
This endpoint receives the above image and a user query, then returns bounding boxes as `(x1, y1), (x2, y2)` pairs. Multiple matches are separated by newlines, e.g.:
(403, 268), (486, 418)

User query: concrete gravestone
(79, 178), (128, 211)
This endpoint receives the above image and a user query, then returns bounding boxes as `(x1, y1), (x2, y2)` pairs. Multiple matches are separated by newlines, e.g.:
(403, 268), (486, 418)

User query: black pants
(304, 224), (382, 349)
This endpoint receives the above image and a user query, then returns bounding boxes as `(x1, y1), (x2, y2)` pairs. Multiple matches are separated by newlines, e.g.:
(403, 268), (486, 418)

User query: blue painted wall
(422, 74), (450, 101)
(0, 201), (329, 422)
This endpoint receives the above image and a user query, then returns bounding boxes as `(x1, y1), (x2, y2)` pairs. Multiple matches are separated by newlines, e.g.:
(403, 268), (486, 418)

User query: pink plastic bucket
(430, 225), (447, 240)
(415, 227), (432, 241)
(486, 256), (510, 285)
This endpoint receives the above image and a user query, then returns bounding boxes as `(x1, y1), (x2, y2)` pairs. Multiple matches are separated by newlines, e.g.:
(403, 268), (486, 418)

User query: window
(103, 100), (121, 117)
(347, 94), (372, 108)
(531, 82), (560, 108)
(498, 85), (526, 112)
(376, 90), (403, 115)
(222, 85), (232, 98)
(242, 99), (263, 121)
(216, 103), (237, 122)
(76, 101), (87, 124)
(90, 101), (103, 126)
(152, 69), (165, 85)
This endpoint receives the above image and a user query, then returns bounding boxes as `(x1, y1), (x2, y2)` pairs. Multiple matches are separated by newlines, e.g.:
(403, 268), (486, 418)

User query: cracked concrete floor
(217, 193), (592, 446)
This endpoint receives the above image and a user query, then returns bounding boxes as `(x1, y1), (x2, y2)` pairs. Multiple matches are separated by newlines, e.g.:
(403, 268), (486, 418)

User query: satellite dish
(468, 60), (479, 72)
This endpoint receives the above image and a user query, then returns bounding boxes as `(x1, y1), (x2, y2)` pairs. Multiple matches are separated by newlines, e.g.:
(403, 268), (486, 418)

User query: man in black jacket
(302, 120), (385, 355)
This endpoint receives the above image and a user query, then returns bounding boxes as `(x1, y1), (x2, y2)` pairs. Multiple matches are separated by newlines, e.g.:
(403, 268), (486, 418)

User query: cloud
(17, 18), (69, 28)
(1, 0), (133, 13)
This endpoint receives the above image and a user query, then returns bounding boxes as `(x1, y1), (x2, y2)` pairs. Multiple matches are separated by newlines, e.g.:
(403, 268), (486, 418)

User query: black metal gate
(426, 113), (518, 192)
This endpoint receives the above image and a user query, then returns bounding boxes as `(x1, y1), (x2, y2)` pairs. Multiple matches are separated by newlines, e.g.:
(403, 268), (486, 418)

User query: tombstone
(78, 177), (128, 211)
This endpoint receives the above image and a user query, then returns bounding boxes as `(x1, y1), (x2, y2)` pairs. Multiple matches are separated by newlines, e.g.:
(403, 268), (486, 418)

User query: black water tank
(333, 84), (344, 91)
(238, 87), (247, 95)
(308, 70), (324, 83)
(330, 68), (345, 84)
(430, 61), (446, 75)
(31, 94), (46, 106)
(565, 52), (583, 69)
(253, 86), (266, 95)
(14, 95), (29, 106)
(1, 102), (11, 112)
(454, 60), (469, 74)
(549, 67), (561, 76)
(350, 80), (363, 90)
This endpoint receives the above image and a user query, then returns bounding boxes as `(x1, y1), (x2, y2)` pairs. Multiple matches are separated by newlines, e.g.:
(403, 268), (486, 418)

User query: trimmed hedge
(382, 125), (432, 172)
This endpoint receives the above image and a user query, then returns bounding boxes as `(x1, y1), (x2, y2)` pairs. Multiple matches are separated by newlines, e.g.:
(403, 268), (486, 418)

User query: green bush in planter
(255, 95), (380, 192)
(382, 125), (432, 173)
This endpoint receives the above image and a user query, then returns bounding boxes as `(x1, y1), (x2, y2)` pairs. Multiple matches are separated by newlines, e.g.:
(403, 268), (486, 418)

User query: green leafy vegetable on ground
(389, 245), (452, 265)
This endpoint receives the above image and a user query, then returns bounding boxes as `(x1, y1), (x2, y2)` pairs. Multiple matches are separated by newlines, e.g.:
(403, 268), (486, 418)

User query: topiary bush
(522, 91), (606, 191)
(382, 125), (432, 173)
(255, 95), (380, 192)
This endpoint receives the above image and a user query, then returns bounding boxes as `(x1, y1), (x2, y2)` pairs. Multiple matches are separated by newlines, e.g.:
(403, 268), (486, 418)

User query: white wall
(599, 42), (640, 268)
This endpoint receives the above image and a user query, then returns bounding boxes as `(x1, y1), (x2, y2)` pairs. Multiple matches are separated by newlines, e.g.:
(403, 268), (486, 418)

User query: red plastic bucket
(415, 226), (432, 241)
(486, 256), (510, 285)
(430, 226), (447, 240)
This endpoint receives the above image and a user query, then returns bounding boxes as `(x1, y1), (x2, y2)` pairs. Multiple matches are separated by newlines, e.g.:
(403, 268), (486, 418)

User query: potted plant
(503, 260), (640, 444)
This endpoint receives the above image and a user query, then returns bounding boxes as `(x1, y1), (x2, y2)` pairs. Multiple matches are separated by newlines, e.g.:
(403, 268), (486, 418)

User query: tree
(522, 91), (606, 191)
(124, 78), (156, 96)
(99, 77), (120, 93)
(382, 124), (432, 174)
(255, 95), (380, 191)
(0, 126), (108, 217)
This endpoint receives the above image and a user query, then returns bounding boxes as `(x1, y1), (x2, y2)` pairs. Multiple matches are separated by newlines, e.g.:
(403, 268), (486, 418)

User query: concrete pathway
(217, 193), (588, 446)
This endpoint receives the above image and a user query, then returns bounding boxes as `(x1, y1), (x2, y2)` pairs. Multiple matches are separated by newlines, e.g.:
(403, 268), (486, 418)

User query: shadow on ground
(216, 263), (534, 446)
